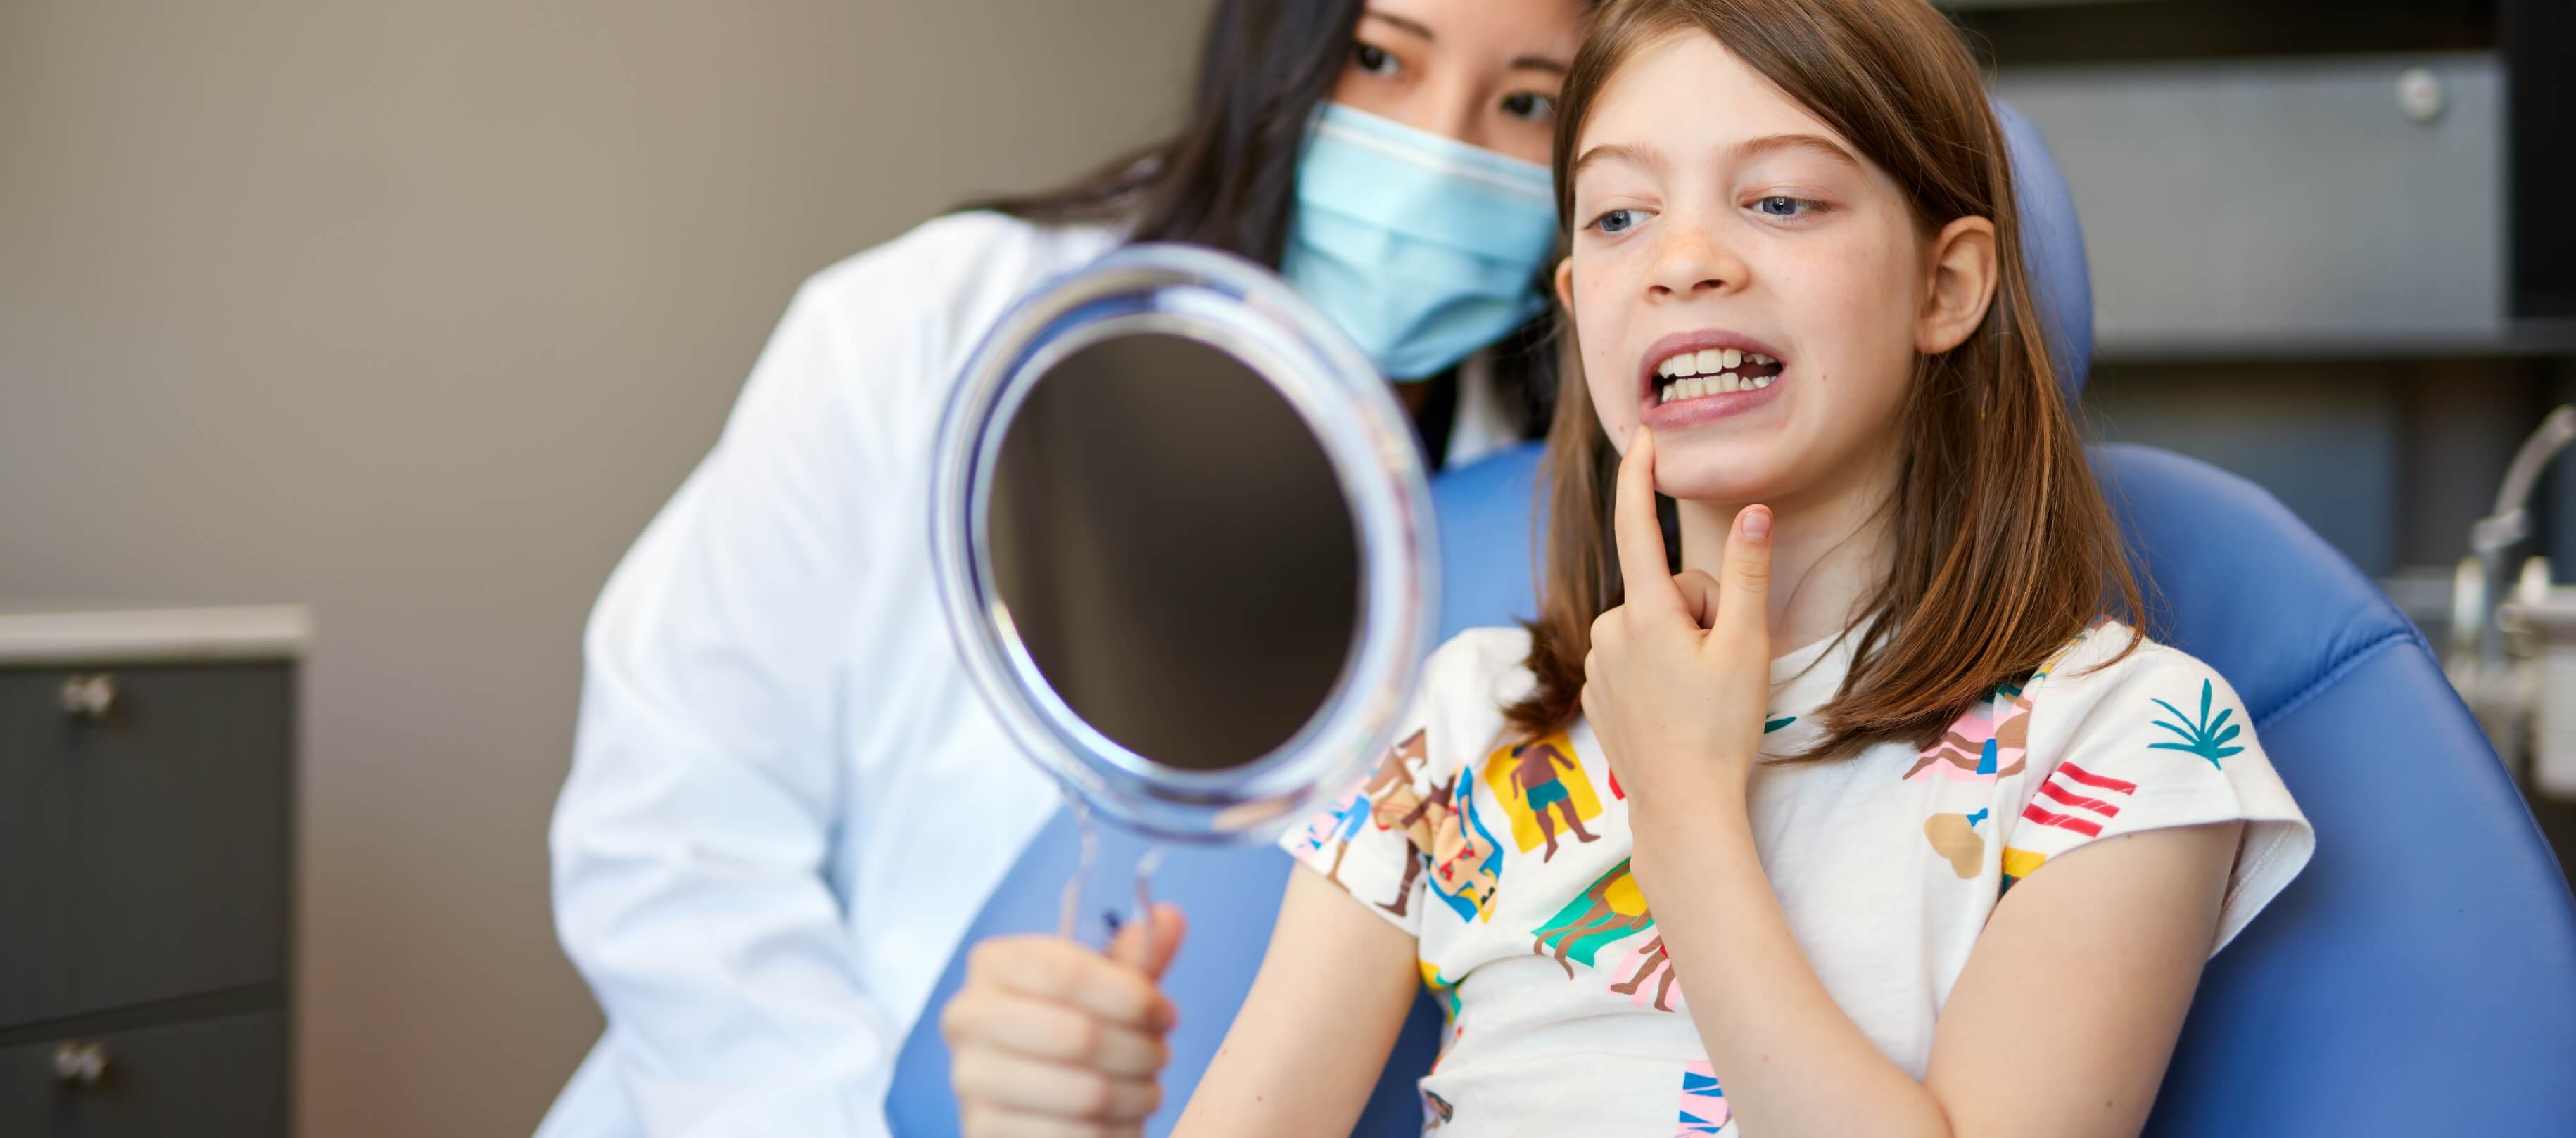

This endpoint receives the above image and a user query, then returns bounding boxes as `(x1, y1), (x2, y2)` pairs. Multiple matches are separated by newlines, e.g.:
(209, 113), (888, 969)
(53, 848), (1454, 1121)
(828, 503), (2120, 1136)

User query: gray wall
(0, 1), (1203, 1133)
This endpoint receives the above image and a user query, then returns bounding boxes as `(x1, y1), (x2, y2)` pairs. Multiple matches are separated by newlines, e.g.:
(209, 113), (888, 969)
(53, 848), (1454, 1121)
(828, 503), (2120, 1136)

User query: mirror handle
(1117, 845), (1167, 971)
(1056, 785), (1169, 969)
(1055, 786), (1099, 942)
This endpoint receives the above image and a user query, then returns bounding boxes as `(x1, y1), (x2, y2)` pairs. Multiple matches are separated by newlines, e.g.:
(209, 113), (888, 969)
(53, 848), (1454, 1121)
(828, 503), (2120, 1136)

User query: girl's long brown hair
(1506, 0), (2143, 759)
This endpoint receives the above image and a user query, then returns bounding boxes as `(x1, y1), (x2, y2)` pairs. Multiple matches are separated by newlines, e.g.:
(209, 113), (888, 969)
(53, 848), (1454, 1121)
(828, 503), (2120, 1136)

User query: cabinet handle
(2397, 65), (2444, 123)
(60, 673), (116, 720)
(53, 1040), (110, 1086)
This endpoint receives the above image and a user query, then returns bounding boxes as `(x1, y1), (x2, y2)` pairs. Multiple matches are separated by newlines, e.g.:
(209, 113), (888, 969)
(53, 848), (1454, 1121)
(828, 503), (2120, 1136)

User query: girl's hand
(1580, 427), (1775, 813)
(942, 905), (1186, 1138)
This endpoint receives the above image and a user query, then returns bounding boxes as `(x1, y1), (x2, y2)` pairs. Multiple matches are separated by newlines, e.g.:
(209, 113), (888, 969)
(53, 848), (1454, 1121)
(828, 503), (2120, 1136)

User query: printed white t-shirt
(1280, 620), (2314, 1137)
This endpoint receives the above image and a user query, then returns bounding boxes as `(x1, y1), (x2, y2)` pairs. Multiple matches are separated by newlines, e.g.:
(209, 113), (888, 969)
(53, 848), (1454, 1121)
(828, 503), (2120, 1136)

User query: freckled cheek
(1779, 255), (1912, 360)
(1586, 359), (1637, 434)
(1789, 267), (1920, 428)
(1571, 274), (1630, 416)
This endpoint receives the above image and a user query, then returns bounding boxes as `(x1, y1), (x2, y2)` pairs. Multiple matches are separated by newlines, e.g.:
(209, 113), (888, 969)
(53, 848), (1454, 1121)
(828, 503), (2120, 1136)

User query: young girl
(942, 1), (2313, 1134)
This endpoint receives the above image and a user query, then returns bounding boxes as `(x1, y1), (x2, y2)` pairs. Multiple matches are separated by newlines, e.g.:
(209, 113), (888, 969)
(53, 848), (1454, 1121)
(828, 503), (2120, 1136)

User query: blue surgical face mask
(1280, 103), (1560, 381)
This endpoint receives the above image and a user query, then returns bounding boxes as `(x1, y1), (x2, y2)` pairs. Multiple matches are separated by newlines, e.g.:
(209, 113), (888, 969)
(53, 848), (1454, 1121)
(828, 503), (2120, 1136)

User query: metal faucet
(2471, 407), (2576, 669)
(2452, 406), (2576, 779)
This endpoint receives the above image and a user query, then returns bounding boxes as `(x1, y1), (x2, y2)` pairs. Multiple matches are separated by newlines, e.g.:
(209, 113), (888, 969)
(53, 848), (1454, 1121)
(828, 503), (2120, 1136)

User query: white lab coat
(537, 210), (1520, 1138)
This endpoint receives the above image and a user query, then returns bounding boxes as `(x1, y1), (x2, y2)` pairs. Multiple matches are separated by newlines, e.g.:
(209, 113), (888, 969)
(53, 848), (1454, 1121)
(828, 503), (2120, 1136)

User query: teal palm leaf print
(2148, 679), (2243, 767)
(1765, 715), (1796, 734)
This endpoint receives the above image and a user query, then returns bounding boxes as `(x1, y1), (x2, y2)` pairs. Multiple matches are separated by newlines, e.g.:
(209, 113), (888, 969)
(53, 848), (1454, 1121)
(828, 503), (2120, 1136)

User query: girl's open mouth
(1635, 331), (1791, 428)
(1650, 345), (1786, 403)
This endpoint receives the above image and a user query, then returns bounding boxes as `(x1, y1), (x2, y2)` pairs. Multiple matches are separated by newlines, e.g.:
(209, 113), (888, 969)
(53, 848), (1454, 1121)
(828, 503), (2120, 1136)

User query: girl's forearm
(1173, 871), (1423, 1137)
(1631, 786), (1957, 1138)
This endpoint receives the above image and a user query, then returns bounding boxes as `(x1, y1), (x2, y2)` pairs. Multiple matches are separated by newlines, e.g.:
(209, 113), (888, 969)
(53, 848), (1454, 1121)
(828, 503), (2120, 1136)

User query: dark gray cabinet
(1, 606), (303, 1138)
(0, 1010), (286, 1138)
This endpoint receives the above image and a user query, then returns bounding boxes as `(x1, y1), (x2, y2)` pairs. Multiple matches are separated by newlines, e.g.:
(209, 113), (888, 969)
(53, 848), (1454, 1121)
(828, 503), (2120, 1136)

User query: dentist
(537, 1), (1589, 1134)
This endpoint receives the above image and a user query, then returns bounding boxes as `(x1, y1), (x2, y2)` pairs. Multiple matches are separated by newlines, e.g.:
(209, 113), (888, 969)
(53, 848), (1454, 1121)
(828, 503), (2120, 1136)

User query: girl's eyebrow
(1571, 141), (1668, 178)
(1732, 132), (1863, 170)
(1566, 132), (1854, 181)
(1574, 133), (1855, 181)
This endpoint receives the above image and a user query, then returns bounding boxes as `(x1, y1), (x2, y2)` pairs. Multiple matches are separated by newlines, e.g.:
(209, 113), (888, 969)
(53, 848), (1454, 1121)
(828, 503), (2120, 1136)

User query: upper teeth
(1655, 348), (1780, 402)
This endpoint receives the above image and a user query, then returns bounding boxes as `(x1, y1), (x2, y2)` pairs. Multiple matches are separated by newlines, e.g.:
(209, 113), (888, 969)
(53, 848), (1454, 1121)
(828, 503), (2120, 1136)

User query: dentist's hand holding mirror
(928, 243), (1438, 1133)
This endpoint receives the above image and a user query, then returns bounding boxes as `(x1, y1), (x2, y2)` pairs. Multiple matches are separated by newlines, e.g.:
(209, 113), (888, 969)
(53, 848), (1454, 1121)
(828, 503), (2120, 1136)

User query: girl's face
(1557, 32), (1994, 505)
(1330, 0), (1587, 165)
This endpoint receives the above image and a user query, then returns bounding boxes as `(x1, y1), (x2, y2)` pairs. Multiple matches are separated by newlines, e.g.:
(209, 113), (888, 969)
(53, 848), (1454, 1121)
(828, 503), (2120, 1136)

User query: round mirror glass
(986, 332), (1359, 772)
(932, 243), (1435, 843)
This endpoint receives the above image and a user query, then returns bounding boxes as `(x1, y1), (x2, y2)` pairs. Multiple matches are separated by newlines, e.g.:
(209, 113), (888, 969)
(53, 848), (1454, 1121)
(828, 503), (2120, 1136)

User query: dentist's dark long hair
(966, 0), (1565, 445)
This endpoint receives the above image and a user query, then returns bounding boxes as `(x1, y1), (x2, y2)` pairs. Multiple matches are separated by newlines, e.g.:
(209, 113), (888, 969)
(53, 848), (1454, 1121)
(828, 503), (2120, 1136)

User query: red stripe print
(2037, 778), (2124, 818)
(2056, 761), (2138, 794)
(2022, 803), (2104, 837)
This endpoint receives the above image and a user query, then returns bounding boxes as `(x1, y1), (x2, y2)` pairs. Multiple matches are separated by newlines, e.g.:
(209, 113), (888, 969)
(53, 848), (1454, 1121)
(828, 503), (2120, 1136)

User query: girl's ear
(1915, 216), (1998, 355)
(1554, 256), (1575, 312)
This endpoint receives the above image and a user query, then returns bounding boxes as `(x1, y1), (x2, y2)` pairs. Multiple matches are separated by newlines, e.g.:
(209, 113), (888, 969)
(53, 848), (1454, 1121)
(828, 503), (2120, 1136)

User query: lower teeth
(1662, 373), (1777, 402)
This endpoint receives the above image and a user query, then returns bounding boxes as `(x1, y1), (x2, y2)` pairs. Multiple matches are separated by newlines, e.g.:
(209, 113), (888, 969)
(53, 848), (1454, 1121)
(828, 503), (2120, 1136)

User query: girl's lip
(1635, 328), (1791, 399)
(1641, 371), (1786, 430)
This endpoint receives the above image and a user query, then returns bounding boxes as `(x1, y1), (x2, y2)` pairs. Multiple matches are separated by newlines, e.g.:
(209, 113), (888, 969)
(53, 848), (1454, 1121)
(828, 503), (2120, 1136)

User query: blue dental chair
(889, 106), (2576, 1135)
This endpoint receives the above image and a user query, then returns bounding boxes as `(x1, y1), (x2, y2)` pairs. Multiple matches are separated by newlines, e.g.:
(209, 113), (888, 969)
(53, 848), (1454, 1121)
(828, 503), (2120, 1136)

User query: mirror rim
(931, 243), (1440, 843)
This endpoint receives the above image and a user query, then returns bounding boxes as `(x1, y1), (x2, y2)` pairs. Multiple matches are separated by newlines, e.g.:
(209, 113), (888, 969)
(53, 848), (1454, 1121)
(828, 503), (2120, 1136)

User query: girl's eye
(1753, 195), (1824, 219)
(1353, 42), (1400, 77)
(1500, 91), (1557, 124)
(1590, 208), (1644, 235)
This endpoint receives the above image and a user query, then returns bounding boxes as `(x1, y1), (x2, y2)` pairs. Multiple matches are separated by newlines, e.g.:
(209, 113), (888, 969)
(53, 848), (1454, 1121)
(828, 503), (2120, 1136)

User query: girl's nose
(1647, 223), (1744, 300)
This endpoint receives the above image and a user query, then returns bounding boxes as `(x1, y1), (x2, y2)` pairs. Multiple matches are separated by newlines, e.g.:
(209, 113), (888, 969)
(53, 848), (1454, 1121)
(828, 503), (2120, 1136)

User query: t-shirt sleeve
(1275, 632), (1514, 937)
(2005, 640), (2316, 955)
(1276, 717), (1436, 935)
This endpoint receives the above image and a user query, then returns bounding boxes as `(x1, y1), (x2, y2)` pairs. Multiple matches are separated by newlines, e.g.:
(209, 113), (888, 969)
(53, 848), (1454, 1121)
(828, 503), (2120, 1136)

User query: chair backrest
(889, 103), (2576, 1136)
(2094, 444), (2576, 1134)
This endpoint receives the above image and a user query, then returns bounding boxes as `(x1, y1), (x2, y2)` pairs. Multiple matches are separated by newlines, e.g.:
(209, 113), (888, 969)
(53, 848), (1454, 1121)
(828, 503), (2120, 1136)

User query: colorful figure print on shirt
(1291, 784), (1371, 888)
(1423, 1089), (1457, 1132)
(1531, 858), (1654, 979)
(1922, 806), (1991, 878)
(1362, 729), (1428, 807)
(1481, 734), (1603, 862)
(1905, 688), (2033, 783)
(2022, 761), (2138, 839)
(1611, 933), (1684, 1012)
(1676, 1061), (1730, 1135)
(2148, 679), (2246, 769)
(2000, 845), (2048, 894)
(1939, 618), (2109, 779)
(1429, 778), (1506, 922)
(1364, 730), (1442, 916)
(1421, 959), (1467, 1068)
(1296, 725), (1431, 891)
(1923, 621), (2120, 883)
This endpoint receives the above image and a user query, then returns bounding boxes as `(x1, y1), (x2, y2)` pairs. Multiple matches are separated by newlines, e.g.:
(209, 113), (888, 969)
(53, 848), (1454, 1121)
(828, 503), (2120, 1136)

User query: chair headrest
(1994, 100), (2093, 402)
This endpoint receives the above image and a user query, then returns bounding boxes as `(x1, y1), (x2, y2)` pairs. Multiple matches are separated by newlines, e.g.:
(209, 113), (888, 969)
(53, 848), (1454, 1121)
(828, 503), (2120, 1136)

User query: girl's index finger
(1614, 427), (1684, 615)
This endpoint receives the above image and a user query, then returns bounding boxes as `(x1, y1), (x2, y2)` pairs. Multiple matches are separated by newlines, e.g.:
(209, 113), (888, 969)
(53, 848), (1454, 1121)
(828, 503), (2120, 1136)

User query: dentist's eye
(1753, 195), (1826, 219)
(1353, 42), (1401, 77)
(1501, 91), (1557, 124)
(1589, 208), (1644, 235)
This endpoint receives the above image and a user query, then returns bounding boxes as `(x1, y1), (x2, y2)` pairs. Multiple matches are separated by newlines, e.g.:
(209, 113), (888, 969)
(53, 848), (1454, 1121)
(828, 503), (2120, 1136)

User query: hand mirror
(930, 243), (1438, 944)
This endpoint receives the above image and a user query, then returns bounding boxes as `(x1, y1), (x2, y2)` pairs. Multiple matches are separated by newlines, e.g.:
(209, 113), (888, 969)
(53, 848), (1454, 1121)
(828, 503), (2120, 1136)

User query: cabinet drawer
(0, 1008), (285, 1137)
(0, 665), (291, 1028)
(1995, 53), (2506, 356)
